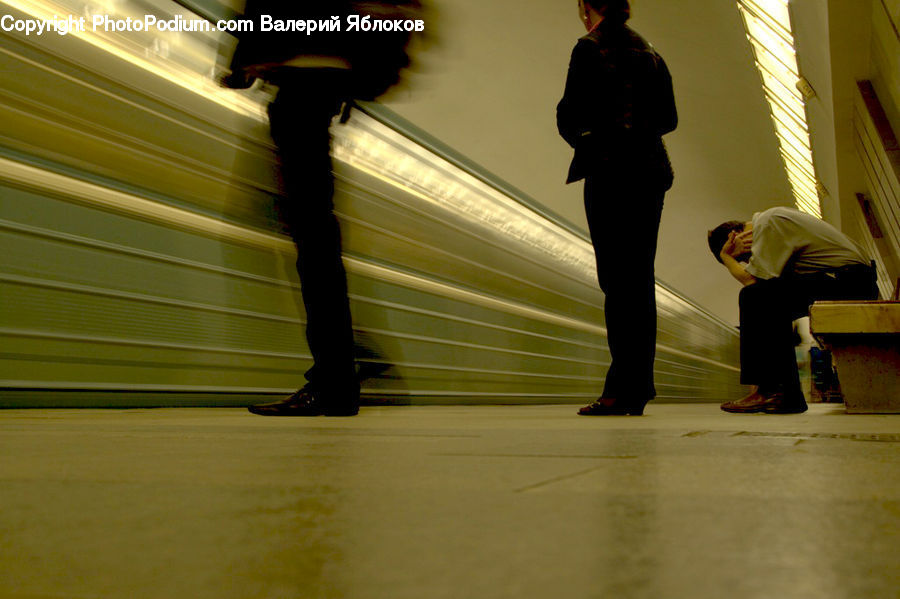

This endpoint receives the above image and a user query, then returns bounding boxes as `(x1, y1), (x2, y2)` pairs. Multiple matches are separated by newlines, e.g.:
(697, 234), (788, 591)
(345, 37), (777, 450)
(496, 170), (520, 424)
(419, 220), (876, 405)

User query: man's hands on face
(719, 229), (757, 286)
(720, 230), (752, 261)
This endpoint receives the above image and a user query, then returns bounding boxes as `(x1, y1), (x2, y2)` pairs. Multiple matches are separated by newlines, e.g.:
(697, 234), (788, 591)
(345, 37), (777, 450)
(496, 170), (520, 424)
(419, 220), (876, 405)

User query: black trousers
(584, 177), (665, 401)
(267, 70), (359, 402)
(739, 264), (878, 394)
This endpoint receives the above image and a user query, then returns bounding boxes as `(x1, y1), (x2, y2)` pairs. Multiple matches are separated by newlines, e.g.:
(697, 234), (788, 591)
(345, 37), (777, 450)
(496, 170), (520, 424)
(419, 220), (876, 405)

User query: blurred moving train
(0, 0), (742, 407)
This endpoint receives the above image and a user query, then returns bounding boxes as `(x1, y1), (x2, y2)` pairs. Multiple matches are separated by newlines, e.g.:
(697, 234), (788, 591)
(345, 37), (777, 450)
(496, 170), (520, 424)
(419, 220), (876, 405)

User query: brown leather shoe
(721, 389), (808, 414)
(248, 387), (358, 417)
(720, 390), (769, 413)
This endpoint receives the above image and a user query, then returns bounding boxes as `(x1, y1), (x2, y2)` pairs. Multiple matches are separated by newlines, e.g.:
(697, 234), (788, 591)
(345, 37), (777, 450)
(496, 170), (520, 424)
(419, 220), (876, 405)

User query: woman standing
(557, 0), (678, 415)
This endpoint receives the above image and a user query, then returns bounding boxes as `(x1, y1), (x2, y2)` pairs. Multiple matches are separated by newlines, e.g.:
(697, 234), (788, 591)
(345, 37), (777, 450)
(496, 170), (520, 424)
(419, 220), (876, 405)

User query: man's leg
(796, 264), (880, 304)
(252, 72), (358, 415)
(722, 278), (806, 413)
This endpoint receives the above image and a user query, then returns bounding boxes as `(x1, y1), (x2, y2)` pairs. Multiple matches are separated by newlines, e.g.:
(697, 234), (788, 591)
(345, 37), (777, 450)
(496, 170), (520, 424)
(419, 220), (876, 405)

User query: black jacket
(557, 21), (677, 186)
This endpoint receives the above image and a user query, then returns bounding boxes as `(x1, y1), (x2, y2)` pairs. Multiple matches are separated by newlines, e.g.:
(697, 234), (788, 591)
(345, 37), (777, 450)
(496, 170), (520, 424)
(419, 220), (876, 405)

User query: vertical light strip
(737, 0), (822, 217)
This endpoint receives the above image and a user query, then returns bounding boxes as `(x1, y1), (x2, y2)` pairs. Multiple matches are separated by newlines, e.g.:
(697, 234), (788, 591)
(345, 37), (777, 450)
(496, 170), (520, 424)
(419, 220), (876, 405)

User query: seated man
(708, 206), (878, 413)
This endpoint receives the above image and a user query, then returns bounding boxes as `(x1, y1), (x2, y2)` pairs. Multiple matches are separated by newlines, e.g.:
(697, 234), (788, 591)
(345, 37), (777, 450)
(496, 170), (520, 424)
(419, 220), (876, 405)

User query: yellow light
(738, 0), (822, 216)
(742, 0), (792, 37)
(773, 121), (811, 155)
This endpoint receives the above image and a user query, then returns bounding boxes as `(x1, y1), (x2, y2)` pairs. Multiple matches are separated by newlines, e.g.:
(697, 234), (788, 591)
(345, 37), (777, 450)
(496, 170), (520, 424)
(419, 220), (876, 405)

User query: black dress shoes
(248, 387), (359, 417)
(577, 397), (649, 416)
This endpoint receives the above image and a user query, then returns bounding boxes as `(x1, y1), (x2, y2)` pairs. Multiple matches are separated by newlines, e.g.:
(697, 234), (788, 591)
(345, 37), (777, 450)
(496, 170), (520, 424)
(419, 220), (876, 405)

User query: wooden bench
(809, 301), (900, 413)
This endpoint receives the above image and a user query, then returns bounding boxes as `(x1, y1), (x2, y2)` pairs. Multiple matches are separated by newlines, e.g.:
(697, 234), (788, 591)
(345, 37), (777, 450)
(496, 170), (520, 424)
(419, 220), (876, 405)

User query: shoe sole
(721, 404), (808, 414)
(720, 405), (767, 413)
(577, 404), (647, 416)
(762, 406), (808, 414)
(247, 407), (358, 417)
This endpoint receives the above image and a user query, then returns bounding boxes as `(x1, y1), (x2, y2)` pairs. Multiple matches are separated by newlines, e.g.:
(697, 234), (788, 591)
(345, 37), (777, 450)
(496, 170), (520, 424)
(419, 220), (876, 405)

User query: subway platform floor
(0, 403), (897, 599)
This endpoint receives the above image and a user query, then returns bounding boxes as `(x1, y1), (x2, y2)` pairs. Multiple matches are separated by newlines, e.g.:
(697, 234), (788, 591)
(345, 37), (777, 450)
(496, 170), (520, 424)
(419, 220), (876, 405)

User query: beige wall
(854, 0), (900, 297)
(869, 0), (900, 138)
(803, 0), (900, 297)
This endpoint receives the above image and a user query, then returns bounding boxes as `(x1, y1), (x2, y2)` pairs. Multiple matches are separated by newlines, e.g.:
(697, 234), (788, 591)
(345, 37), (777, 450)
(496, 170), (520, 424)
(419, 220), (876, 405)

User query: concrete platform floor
(0, 403), (897, 599)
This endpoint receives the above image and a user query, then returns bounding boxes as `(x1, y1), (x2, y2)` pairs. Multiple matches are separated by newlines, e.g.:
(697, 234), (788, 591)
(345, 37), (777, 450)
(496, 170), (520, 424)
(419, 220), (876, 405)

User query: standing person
(557, 0), (678, 415)
(708, 206), (878, 414)
(220, 1), (420, 416)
